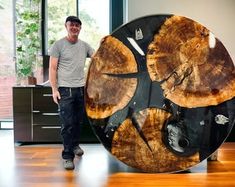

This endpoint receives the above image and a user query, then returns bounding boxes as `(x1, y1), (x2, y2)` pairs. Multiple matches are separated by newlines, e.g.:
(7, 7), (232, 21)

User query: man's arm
(49, 56), (60, 104)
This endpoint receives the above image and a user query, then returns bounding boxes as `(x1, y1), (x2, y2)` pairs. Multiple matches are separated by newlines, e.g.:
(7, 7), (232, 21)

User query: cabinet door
(33, 125), (61, 142)
(13, 113), (32, 142)
(13, 87), (31, 113)
(13, 87), (32, 142)
(33, 87), (58, 112)
(33, 112), (60, 125)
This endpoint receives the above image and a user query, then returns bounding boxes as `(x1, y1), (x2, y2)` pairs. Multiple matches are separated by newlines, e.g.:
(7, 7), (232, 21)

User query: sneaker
(74, 145), (84, 156)
(63, 159), (75, 170)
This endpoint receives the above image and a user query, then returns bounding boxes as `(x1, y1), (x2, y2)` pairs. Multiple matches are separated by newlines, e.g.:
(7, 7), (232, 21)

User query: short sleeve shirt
(49, 37), (94, 87)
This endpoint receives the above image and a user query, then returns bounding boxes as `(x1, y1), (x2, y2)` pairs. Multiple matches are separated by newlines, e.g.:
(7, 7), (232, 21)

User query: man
(49, 16), (95, 170)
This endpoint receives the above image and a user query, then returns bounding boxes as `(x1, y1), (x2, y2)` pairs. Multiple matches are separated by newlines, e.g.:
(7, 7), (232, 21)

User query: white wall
(127, 0), (235, 62)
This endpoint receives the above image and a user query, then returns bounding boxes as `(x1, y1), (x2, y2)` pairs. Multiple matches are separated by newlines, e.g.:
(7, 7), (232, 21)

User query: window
(46, 0), (110, 52)
(0, 0), (123, 122)
(78, 0), (110, 49)
(15, 0), (41, 81)
(46, 0), (110, 75)
(0, 0), (14, 120)
(47, 0), (77, 50)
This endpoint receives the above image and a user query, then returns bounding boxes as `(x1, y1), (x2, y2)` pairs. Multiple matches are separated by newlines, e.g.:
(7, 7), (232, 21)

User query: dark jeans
(58, 87), (84, 159)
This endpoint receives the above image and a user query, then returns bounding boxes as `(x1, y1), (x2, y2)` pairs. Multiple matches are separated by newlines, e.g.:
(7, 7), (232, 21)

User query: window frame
(41, 0), (125, 56)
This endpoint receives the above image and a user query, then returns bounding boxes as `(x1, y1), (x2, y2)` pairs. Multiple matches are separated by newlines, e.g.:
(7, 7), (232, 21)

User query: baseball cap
(65, 16), (82, 25)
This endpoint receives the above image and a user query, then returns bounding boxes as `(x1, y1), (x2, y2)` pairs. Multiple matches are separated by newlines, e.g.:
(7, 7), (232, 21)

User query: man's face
(65, 21), (81, 36)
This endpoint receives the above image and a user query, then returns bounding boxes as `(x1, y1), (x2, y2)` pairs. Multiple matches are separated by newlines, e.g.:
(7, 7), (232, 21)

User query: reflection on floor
(0, 130), (234, 187)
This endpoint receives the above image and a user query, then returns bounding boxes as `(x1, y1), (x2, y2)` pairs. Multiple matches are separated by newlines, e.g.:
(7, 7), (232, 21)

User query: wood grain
(147, 15), (235, 108)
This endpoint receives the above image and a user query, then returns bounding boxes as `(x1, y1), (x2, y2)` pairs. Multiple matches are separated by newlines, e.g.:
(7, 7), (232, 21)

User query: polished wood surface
(85, 15), (235, 173)
(0, 130), (235, 187)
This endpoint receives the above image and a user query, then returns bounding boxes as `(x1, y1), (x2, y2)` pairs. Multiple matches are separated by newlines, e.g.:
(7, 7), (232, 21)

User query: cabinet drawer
(33, 112), (60, 125)
(33, 88), (58, 112)
(33, 125), (61, 142)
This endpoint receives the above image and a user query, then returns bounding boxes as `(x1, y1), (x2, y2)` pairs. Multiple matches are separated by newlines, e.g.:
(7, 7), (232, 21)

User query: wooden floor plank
(0, 130), (235, 187)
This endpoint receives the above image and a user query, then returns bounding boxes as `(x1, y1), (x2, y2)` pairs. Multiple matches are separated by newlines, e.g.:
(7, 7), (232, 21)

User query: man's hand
(52, 89), (61, 104)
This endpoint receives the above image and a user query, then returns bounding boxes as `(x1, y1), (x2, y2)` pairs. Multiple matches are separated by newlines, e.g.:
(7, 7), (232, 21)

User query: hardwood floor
(0, 130), (235, 187)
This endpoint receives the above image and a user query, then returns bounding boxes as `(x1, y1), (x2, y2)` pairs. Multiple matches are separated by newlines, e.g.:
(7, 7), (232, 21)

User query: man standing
(49, 16), (94, 170)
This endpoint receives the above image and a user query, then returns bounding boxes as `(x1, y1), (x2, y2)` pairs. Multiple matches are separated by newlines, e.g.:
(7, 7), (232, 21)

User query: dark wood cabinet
(13, 86), (98, 143)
